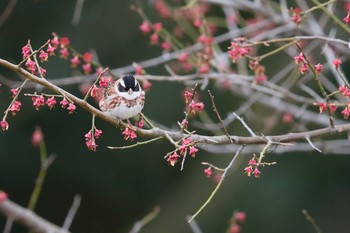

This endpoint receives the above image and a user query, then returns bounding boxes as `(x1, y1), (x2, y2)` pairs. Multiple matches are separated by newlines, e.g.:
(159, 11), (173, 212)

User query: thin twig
(107, 137), (163, 149)
(208, 90), (233, 143)
(129, 206), (160, 233)
(188, 145), (245, 223)
(305, 137), (322, 153)
(72, 0), (85, 26)
(186, 215), (203, 233)
(232, 112), (256, 137)
(302, 209), (322, 233)
(62, 194), (82, 230)
(0, 0), (17, 27)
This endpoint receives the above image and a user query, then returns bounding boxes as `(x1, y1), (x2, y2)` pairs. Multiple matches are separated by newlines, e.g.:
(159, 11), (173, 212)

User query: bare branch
(62, 194), (82, 230)
(0, 199), (70, 233)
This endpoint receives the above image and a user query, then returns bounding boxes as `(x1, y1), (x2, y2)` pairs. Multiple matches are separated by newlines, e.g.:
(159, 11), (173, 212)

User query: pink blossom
(60, 98), (69, 108)
(189, 146), (198, 157)
(189, 101), (204, 113)
(244, 166), (253, 176)
(59, 48), (69, 59)
(204, 166), (212, 177)
(136, 120), (144, 128)
(314, 63), (323, 75)
(343, 13), (350, 24)
(291, 7), (302, 26)
(150, 33), (159, 44)
(294, 53), (304, 64)
(161, 41), (171, 51)
(193, 18), (203, 28)
(39, 50), (48, 62)
(9, 101), (22, 116)
(234, 211), (247, 223)
(329, 104), (337, 113)
(0, 191), (8, 203)
(248, 158), (257, 166)
(142, 79), (152, 91)
(228, 40), (251, 63)
(60, 37), (70, 47)
(139, 21), (151, 33)
(90, 85), (100, 97)
(83, 52), (93, 63)
(299, 63), (309, 74)
(86, 139), (98, 151)
(22, 44), (31, 58)
(32, 94), (45, 110)
(46, 96), (57, 109)
(94, 128), (102, 138)
(230, 224), (241, 233)
(122, 127), (137, 141)
(11, 88), (19, 97)
(31, 126), (43, 147)
(0, 120), (9, 131)
(99, 76), (110, 88)
(25, 58), (36, 73)
(184, 91), (193, 103)
(197, 34), (214, 45)
(341, 107), (350, 119)
(153, 22), (163, 32)
(67, 103), (76, 113)
(199, 64), (210, 74)
(254, 74), (267, 84)
(40, 67), (47, 76)
(82, 63), (92, 74)
(154, 0), (170, 18)
(167, 152), (180, 166)
(134, 63), (144, 75)
(315, 102), (327, 114)
(50, 36), (60, 47)
(46, 43), (56, 56)
(252, 167), (261, 178)
(333, 58), (342, 69)
(70, 55), (80, 68)
(178, 52), (189, 63)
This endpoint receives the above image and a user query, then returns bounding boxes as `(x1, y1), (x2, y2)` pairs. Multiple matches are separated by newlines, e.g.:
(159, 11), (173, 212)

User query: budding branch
(0, 58), (349, 149)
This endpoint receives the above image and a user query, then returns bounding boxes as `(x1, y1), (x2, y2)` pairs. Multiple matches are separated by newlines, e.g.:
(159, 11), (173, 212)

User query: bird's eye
(118, 84), (126, 92)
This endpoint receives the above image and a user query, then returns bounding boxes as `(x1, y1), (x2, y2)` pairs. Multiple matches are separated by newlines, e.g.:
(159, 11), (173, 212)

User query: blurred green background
(0, 1), (350, 233)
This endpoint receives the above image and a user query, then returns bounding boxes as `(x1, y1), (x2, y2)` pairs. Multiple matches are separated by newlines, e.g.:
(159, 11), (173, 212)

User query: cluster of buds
(21, 41), (51, 76)
(343, 11), (350, 24)
(139, 21), (172, 52)
(122, 126), (137, 141)
(31, 126), (44, 147)
(227, 211), (247, 233)
(59, 97), (76, 114)
(291, 7), (302, 26)
(85, 128), (102, 151)
(166, 138), (199, 166)
(228, 37), (252, 63)
(294, 51), (323, 75)
(249, 60), (268, 84)
(180, 89), (204, 130)
(244, 157), (261, 178)
(0, 119), (9, 131)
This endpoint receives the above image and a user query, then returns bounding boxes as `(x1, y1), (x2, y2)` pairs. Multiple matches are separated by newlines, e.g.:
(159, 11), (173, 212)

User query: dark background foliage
(0, 1), (350, 233)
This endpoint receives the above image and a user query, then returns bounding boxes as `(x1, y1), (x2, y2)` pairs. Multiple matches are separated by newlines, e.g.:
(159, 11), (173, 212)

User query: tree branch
(0, 199), (70, 233)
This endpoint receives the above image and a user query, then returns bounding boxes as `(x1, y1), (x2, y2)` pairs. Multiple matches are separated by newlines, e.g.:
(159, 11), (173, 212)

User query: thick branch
(1, 58), (350, 146)
(0, 199), (70, 233)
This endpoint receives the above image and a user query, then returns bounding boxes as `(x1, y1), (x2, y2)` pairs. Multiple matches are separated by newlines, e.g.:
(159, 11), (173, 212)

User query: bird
(99, 74), (145, 119)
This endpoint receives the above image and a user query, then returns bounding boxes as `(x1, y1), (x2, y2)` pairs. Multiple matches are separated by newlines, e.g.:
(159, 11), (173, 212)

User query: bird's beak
(128, 89), (133, 95)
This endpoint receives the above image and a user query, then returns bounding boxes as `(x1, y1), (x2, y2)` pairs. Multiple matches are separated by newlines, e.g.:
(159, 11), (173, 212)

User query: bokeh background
(0, 1), (350, 233)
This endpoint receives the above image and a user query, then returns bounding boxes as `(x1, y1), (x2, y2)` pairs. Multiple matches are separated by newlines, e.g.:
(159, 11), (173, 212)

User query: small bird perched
(99, 74), (145, 119)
